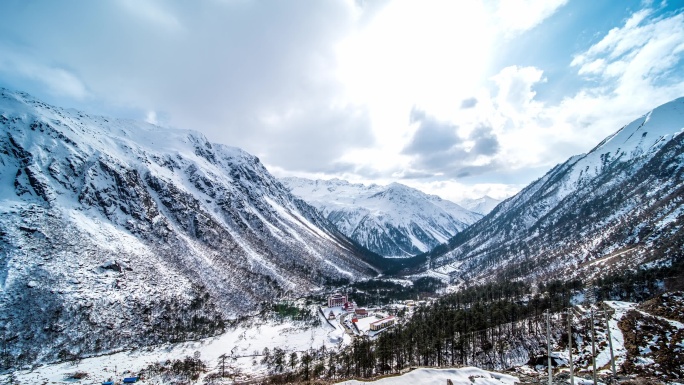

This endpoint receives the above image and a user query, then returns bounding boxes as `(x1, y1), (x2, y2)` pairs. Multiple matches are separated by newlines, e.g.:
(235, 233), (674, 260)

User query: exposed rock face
(421, 97), (684, 283)
(282, 177), (482, 257)
(0, 89), (378, 367)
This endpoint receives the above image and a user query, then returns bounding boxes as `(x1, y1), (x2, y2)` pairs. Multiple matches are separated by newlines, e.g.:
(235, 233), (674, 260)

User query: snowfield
(336, 367), (518, 385)
(1, 316), (347, 384)
(282, 177), (482, 257)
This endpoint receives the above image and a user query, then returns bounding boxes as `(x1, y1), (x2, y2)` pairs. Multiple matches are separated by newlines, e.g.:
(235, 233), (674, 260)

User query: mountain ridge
(281, 177), (482, 257)
(414, 96), (684, 284)
(0, 89), (381, 366)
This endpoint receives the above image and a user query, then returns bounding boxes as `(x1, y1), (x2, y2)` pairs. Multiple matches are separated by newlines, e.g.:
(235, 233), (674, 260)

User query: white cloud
(117, 0), (183, 31)
(0, 44), (88, 99)
(145, 111), (158, 125)
(491, 65), (545, 121)
(493, 0), (568, 35)
(572, 8), (684, 95)
(1, 1), (681, 203)
(391, 6), (684, 195)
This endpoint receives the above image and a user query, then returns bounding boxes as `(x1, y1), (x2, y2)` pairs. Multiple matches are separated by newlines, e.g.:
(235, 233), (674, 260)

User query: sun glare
(336, 1), (493, 129)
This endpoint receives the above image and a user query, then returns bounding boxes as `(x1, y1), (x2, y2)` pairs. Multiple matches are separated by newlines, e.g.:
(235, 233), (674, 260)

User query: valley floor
(0, 314), (348, 384)
(2, 293), (683, 384)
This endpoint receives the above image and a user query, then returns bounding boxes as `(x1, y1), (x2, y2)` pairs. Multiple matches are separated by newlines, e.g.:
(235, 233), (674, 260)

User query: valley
(1, 92), (683, 384)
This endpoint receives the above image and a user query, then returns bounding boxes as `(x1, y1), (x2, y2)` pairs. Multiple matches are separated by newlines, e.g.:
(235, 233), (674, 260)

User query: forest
(253, 256), (684, 384)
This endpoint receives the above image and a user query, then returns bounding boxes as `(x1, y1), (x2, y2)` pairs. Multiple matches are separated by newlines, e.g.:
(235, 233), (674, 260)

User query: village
(319, 292), (427, 339)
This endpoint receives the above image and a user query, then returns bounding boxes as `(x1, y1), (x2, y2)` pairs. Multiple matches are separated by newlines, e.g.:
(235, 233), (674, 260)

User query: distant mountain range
(415, 96), (684, 284)
(281, 177), (482, 257)
(457, 195), (501, 215)
(0, 89), (381, 366)
(3, 87), (683, 370)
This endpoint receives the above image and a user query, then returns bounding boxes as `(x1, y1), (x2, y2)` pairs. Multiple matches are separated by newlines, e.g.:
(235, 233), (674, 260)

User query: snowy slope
(0, 89), (379, 367)
(282, 177), (482, 257)
(421, 96), (684, 283)
(458, 195), (501, 215)
(336, 367), (518, 385)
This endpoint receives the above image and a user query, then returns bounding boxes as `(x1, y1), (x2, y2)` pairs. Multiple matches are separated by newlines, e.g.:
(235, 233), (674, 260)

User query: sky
(0, 0), (683, 203)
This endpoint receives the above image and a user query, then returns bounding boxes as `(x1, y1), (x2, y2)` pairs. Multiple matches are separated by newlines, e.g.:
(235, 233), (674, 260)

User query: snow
(281, 177), (482, 256)
(458, 195), (502, 215)
(335, 367), (518, 385)
(2, 318), (347, 384)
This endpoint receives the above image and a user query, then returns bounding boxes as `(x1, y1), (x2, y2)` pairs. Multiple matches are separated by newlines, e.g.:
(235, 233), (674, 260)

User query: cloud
(0, 0), (364, 174)
(0, 41), (88, 99)
(493, 0), (568, 35)
(469, 125), (500, 156)
(257, 101), (375, 173)
(571, 7), (684, 97)
(460, 97), (478, 109)
(401, 109), (501, 179)
(403, 108), (460, 155)
(491, 65), (545, 117)
(145, 111), (158, 125)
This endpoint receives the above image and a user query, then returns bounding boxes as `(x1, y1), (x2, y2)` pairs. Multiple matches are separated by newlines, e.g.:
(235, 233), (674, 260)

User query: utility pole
(603, 303), (616, 376)
(219, 354), (227, 377)
(546, 310), (552, 385)
(590, 308), (597, 385)
(567, 308), (574, 385)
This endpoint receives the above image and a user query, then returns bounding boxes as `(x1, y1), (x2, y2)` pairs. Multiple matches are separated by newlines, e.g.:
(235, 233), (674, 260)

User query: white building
(369, 316), (395, 331)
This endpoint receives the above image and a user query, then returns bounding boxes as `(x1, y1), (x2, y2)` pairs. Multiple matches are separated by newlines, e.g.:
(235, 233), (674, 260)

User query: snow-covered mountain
(420, 97), (684, 283)
(458, 195), (501, 215)
(281, 177), (482, 257)
(0, 89), (380, 367)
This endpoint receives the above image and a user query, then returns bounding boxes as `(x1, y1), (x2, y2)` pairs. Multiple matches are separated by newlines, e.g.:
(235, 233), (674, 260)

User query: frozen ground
(335, 367), (518, 385)
(0, 314), (347, 384)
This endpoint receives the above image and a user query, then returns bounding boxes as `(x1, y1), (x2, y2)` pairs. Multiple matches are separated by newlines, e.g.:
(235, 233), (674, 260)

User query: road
(338, 312), (355, 336)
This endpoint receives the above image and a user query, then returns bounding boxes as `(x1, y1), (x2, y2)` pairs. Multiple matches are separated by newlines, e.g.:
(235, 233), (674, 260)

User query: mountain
(417, 97), (684, 283)
(458, 195), (501, 215)
(281, 177), (482, 257)
(0, 89), (380, 367)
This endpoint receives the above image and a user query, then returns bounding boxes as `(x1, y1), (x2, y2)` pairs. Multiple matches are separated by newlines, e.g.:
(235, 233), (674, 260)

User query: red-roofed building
(328, 293), (347, 308)
(343, 300), (357, 311)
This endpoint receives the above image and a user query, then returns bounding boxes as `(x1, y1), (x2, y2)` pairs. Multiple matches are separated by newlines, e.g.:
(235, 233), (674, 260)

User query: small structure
(354, 308), (369, 318)
(370, 316), (395, 331)
(328, 310), (336, 320)
(343, 300), (357, 311)
(404, 300), (415, 307)
(328, 293), (347, 308)
(123, 377), (139, 383)
(102, 382), (114, 385)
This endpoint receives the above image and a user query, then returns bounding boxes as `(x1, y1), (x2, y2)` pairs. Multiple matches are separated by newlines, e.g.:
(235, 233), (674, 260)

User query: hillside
(282, 177), (482, 257)
(414, 97), (684, 283)
(0, 89), (381, 367)
(458, 195), (501, 215)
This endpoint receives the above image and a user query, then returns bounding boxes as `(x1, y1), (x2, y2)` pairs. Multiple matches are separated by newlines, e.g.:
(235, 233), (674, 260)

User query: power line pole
(219, 354), (227, 377)
(590, 308), (597, 385)
(567, 308), (574, 385)
(546, 310), (552, 385)
(603, 303), (616, 376)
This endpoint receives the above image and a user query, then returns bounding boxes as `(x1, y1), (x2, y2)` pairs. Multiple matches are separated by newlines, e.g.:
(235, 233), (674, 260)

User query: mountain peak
(423, 96), (684, 285)
(281, 177), (482, 257)
(0, 90), (380, 365)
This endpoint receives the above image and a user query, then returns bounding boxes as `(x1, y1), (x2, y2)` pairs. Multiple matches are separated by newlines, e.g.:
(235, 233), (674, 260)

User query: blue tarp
(102, 382), (114, 385)
(123, 378), (138, 383)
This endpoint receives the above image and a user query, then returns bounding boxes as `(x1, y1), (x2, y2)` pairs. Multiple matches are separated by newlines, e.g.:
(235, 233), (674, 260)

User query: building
(328, 311), (336, 320)
(369, 316), (395, 331)
(354, 308), (369, 318)
(328, 293), (347, 308)
(343, 300), (357, 311)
